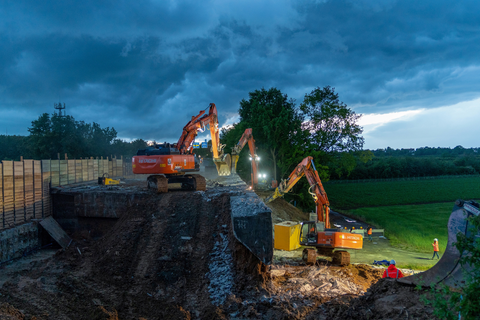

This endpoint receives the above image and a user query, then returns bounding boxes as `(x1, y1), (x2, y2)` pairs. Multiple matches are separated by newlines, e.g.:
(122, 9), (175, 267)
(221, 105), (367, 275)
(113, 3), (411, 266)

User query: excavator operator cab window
(194, 155), (200, 169)
(300, 222), (317, 245)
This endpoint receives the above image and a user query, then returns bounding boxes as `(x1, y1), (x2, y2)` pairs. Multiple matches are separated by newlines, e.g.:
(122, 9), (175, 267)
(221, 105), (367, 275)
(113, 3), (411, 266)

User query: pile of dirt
(256, 191), (309, 224)
(0, 303), (26, 320)
(322, 279), (438, 320)
(214, 261), (385, 319)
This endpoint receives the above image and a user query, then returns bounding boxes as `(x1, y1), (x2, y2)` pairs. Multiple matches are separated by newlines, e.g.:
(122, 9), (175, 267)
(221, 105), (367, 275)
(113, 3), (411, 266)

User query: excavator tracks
(191, 174), (206, 191)
(147, 175), (169, 193)
(332, 250), (350, 266)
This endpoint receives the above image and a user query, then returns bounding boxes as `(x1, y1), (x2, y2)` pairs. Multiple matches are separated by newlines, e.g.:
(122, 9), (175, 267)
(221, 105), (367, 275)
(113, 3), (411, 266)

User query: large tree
(27, 113), (118, 159)
(238, 88), (304, 181)
(300, 86), (364, 153)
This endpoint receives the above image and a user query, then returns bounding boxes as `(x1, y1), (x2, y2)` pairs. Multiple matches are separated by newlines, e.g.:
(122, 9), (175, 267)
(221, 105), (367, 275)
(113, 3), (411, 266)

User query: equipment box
(274, 221), (301, 251)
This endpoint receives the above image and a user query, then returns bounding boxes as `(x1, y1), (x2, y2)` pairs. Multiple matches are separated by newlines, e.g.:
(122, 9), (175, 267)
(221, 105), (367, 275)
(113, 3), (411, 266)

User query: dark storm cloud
(1, 0), (480, 145)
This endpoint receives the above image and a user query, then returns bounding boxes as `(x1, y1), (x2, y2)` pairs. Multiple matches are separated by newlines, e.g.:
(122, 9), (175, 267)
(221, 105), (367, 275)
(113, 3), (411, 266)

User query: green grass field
(343, 203), (452, 253)
(324, 175), (480, 209)
(325, 176), (480, 254)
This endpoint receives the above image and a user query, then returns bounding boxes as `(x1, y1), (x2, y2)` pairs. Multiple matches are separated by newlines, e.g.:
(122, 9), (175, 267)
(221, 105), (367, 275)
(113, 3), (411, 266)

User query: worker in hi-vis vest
(367, 226), (373, 242)
(382, 260), (404, 279)
(432, 238), (440, 259)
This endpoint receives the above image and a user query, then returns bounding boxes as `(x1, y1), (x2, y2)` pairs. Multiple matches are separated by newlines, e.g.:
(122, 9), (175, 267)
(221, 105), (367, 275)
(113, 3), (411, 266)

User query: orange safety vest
(382, 265), (404, 279)
(367, 228), (372, 235)
(433, 242), (439, 252)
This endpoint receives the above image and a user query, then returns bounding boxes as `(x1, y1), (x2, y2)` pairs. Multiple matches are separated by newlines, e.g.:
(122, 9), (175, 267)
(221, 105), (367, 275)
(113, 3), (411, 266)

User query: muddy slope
(0, 189), (263, 320)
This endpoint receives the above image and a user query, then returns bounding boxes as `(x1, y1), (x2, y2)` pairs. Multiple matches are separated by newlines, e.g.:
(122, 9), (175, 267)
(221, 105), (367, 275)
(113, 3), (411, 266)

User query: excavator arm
(265, 156), (331, 228)
(175, 103), (230, 176)
(176, 103), (219, 155)
(231, 128), (259, 185)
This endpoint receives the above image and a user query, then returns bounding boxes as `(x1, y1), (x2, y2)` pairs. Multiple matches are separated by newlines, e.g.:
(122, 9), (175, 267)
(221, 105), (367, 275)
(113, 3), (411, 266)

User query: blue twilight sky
(1, 0), (479, 150)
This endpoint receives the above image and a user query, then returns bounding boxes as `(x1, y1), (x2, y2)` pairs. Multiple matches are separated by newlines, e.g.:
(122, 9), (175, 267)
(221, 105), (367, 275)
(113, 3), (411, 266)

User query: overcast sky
(1, 0), (479, 150)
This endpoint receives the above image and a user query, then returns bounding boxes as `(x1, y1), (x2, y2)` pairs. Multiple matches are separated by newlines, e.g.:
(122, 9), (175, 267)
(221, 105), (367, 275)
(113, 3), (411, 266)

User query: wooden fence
(1, 157), (125, 230)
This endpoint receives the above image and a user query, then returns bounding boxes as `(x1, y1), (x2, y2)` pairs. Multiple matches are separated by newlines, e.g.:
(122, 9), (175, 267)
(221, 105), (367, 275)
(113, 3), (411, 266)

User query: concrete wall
(52, 190), (146, 234)
(226, 176), (273, 265)
(0, 222), (40, 263)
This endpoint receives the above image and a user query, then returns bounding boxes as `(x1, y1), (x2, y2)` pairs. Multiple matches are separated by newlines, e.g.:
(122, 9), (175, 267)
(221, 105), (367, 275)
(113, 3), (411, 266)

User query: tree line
(220, 86), (479, 211)
(0, 113), (147, 160)
(328, 147), (480, 180)
(220, 86), (367, 210)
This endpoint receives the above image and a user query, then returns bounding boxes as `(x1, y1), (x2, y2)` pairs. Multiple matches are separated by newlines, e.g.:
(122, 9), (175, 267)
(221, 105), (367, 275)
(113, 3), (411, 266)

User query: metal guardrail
(350, 229), (385, 237)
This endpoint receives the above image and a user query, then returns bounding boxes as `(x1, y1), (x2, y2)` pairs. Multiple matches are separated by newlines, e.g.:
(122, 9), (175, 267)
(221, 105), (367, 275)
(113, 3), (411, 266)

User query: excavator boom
(176, 103), (217, 155)
(231, 128), (259, 186)
(265, 156), (330, 227)
(175, 103), (230, 176)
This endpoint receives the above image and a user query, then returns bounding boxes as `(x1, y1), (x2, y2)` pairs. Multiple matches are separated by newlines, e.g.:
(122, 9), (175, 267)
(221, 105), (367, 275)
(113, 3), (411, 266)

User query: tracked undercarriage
(147, 174), (207, 193)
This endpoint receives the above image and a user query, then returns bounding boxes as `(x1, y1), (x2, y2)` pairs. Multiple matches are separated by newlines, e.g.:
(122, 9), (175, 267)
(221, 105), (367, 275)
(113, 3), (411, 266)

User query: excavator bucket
(215, 153), (232, 176)
(398, 200), (479, 288)
(231, 154), (239, 174)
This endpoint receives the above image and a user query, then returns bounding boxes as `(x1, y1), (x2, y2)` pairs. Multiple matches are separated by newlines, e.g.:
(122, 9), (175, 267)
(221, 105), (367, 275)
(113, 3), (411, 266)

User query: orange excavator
(265, 156), (363, 265)
(132, 103), (230, 192)
(231, 128), (260, 189)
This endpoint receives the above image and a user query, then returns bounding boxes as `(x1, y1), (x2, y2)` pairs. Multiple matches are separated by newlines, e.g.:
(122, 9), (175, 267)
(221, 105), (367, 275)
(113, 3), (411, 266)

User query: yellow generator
(274, 221), (301, 251)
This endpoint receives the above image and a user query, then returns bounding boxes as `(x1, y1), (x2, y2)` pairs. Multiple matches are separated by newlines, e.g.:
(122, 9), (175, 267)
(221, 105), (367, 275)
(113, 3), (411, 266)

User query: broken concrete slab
(226, 176), (273, 265)
(39, 216), (72, 249)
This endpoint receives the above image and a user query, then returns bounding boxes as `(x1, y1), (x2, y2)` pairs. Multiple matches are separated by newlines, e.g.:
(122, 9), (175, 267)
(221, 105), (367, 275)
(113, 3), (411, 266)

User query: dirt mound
(0, 303), (25, 320)
(255, 191), (309, 224)
(211, 262), (383, 320)
(324, 279), (437, 319)
(65, 191), (239, 319)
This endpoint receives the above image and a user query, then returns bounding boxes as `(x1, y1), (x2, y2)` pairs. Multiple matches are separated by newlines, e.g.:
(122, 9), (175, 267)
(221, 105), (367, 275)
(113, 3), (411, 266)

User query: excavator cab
(300, 221), (318, 245)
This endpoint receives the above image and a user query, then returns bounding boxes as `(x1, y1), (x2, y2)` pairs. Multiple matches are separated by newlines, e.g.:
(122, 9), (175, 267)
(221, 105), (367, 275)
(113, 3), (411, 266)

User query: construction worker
(367, 226), (373, 242)
(382, 260), (404, 279)
(432, 238), (440, 259)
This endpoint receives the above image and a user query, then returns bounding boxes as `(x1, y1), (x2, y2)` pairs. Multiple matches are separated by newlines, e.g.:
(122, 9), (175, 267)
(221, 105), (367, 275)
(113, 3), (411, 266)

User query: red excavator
(265, 156), (363, 265)
(132, 103), (230, 193)
(230, 128), (261, 189)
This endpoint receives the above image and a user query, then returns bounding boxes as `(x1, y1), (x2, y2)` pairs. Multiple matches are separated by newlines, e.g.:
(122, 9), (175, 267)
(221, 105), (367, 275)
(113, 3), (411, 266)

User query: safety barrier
(351, 229), (385, 238)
